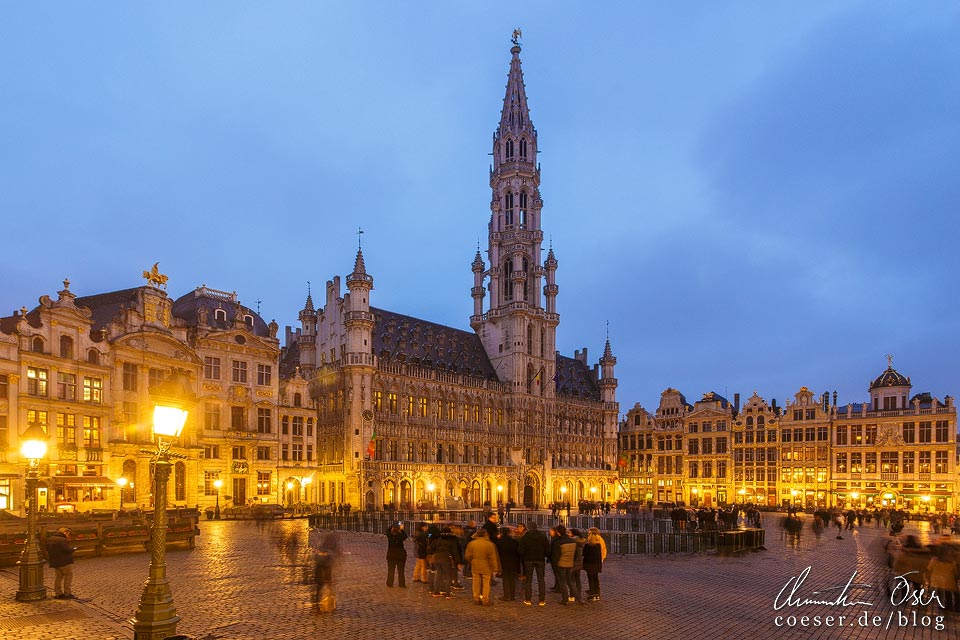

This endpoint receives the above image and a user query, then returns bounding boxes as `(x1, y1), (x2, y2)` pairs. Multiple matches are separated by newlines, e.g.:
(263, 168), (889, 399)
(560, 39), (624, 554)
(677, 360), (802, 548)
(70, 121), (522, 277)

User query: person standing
(413, 524), (430, 584)
(430, 525), (463, 598)
(465, 529), (501, 605)
(517, 521), (551, 606)
(46, 527), (77, 599)
(495, 526), (521, 601)
(385, 523), (408, 588)
(550, 525), (576, 605)
(567, 528), (586, 604)
(583, 527), (607, 601)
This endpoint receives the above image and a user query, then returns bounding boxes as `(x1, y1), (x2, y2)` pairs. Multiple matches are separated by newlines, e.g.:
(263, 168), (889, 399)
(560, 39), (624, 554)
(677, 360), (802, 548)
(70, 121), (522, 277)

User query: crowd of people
(377, 512), (609, 607)
(669, 504), (763, 532)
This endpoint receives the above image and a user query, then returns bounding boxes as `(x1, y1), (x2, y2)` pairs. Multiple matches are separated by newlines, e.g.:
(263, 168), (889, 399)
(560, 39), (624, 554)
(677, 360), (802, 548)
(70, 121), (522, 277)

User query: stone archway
(523, 473), (540, 508)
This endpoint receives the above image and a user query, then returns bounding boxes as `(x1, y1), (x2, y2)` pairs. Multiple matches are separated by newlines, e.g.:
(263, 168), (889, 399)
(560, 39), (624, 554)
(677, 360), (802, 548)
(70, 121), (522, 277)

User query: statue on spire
(511, 28), (522, 46)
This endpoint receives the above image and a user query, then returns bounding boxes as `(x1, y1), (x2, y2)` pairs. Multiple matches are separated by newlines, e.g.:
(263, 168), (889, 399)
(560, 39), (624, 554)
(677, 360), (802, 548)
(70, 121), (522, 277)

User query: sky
(1, 3), (958, 415)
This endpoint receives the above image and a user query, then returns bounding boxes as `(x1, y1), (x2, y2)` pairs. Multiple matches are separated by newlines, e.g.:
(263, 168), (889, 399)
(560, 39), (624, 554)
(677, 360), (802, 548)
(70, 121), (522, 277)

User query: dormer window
(214, 308), (227, 322)
(87, 349), (99, 365)
(31, 337), (44, 353)
(244, 314), (254, 328)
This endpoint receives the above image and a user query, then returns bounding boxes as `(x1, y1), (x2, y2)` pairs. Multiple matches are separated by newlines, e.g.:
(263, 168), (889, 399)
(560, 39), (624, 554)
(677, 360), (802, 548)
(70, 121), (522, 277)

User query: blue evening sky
(1, 3), (958, 414)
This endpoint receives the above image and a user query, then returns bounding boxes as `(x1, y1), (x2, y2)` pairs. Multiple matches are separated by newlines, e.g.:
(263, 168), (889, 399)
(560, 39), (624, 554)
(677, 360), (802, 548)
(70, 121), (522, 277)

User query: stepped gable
(555, 355), (600, 400)
(370, 306), (498, 380)
(73, 288), (142, 330)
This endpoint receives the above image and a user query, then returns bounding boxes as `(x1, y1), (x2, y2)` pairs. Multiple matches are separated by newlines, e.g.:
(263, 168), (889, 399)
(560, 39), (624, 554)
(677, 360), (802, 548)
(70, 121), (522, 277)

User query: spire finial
(606, 320), (610, 341)
(357, 226), (364, 250)
(511, 28), (522, 47)
(886, 353), (894, 368)
(307, 281), (311, 297)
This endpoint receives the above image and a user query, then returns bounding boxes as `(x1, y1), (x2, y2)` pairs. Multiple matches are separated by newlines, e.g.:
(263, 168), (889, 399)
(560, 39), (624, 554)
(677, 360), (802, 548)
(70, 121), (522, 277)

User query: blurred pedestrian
(46, 527), (77, 599)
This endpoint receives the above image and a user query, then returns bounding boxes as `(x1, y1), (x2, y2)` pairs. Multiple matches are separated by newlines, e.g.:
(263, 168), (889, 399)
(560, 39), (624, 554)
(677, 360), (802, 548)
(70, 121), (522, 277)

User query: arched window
(503, 259), (513, 301)
(526, 363), (534, 394)
(244, 314), (254, 328)
(214, 308), (227, 322)
(527, 324), (533, 355)
(32, 337), (44, 353)
(60, 336), (74, 359)
(757, 415), (765, 427)
(121, 459), (137, 505)
(540, 328), (545, 357)
(520, 138), (527, 158)
(519, 191), (527, 228)
(504, 192), (514, 227)
(506, 139), (514, 159)
(745, 417), (753, 427)
(87, 349), (99, 365)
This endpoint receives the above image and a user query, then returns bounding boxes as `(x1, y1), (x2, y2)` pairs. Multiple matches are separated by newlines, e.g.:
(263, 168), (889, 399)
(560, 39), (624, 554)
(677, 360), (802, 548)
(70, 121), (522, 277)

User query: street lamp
(133, 369), (195, 640)
(16, 421), (48, 602)
(213, 479), (223, 520)
(497, 484), (503, 506)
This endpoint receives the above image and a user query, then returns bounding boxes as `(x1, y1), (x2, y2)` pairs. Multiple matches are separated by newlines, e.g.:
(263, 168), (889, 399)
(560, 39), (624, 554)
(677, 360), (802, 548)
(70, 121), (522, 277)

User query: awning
(51, 476), (118, 487)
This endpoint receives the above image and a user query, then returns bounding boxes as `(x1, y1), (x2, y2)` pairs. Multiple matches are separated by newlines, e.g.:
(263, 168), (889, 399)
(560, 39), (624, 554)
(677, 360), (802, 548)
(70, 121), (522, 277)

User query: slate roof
(371, 307), (498, 380)
(73, 288), (142, 331)
(555, 355), (601, 400)
(171, 291), (271, 337)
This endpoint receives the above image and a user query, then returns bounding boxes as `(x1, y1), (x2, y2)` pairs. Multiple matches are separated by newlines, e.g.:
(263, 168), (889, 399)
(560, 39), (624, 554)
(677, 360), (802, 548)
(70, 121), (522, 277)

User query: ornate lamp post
(213, 479), (223, 520)
(497, 484), (503, 507)
(16, 422), (48, 602)
(133, 370), (195, 640)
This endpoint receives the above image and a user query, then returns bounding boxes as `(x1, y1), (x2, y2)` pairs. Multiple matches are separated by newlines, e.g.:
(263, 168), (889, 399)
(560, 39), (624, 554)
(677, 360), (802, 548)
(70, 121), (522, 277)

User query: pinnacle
(353, 248), (367, 275)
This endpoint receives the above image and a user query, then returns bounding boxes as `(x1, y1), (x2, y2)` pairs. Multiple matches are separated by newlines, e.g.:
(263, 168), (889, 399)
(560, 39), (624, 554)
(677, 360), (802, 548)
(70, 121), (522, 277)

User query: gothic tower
(343, 248), (376, 476)
(472, 37), (559, 397)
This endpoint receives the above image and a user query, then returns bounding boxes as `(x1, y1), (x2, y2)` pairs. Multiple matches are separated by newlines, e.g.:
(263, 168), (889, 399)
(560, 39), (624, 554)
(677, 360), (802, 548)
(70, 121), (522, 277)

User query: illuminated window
(27, 367), (48, 397)
(83, 377), (102, 403)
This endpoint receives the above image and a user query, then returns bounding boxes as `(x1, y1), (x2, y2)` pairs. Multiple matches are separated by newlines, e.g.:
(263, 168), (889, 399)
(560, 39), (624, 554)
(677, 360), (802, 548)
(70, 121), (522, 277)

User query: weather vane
(512, 28), (522, 46)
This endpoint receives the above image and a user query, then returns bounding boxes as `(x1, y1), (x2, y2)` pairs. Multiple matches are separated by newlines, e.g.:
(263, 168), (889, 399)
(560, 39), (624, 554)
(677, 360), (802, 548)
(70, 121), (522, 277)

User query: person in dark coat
(385, 523), (408, 587)
(429, 526), (463, 597)
(583, 527), (607, 601)
(517, 520), (551, 605)
(413, 524), (430, 583)
(46, 527), (77, 599)
(495, 526), (521, 601)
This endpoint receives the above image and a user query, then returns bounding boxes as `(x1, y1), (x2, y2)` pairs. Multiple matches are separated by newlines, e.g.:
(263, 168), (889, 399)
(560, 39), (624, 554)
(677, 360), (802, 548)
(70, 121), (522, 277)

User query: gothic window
(540, 328), (545, 357)
(506, 139), (514, 159)
(505, 193), (514, 227)
(527, 324), (532, 355)
(520, 138), (527, 158)
(519, 191), (527, 228)
(526, 363), (534, 394)
(503, 259), (513, 301)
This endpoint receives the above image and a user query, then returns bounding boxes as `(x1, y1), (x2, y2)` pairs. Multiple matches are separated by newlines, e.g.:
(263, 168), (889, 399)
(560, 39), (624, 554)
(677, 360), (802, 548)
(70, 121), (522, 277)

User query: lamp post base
(132, 577), (181, 640)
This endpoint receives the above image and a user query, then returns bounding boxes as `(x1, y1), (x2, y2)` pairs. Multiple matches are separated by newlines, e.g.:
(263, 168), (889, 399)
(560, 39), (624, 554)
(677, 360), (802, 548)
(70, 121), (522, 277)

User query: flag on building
(534, 367), (543, 385)
(366, 428), (378, 459)
(617, 454), (628, 468)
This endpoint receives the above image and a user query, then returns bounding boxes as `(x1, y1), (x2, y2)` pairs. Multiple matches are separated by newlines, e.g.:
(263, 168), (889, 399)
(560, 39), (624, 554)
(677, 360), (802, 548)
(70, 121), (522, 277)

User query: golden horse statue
(142, 262), (169, 289)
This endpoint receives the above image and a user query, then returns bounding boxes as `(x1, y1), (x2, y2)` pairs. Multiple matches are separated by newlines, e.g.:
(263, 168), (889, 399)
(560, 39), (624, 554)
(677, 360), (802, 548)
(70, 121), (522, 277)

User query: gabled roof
(371, 307), (498, 380)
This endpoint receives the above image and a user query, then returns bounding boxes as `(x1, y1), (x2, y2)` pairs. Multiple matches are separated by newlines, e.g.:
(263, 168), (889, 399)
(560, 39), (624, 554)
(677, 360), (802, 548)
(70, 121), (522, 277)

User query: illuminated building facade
(618, 361), (957, 511)
(296, 40), (619, 511)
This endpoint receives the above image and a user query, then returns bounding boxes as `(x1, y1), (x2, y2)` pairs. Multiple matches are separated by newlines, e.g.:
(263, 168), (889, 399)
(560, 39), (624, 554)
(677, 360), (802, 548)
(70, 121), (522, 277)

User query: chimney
(734, 393), (740, 413)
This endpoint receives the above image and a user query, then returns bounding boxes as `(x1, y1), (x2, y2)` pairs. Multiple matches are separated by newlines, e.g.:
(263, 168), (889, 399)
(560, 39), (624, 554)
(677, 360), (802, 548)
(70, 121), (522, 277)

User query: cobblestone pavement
(0, 514), (957, 640)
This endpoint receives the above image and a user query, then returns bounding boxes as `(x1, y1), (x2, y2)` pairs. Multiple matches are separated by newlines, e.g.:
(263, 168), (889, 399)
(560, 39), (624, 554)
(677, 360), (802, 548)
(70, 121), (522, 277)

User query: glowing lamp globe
(19, 423), (48, 461)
